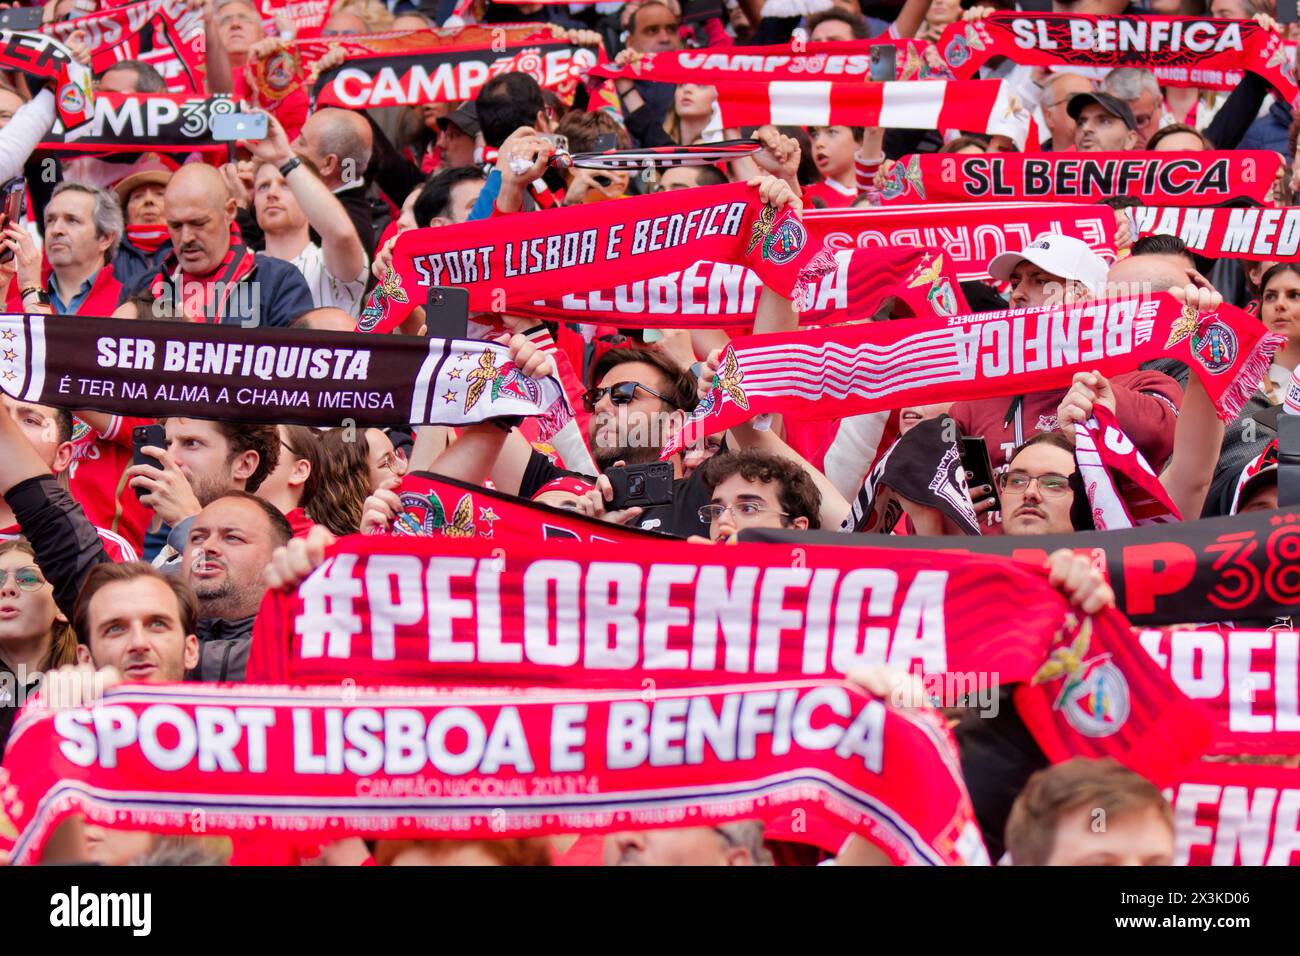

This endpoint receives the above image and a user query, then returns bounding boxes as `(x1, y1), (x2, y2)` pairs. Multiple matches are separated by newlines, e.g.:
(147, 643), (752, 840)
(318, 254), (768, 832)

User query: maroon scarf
(940, 13), (1299, 101)
(363, 182), (837, 334)
(879, 152), (1281, 206)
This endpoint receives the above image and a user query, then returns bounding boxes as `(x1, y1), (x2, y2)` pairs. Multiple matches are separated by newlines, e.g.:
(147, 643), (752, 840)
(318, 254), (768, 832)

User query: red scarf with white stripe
(664, 295), (1282, 459)
(361, 182), (837, 334)
(1165, 761), (1300, 865)
(878, 152), (1280, 206)
(1074, 406), (1181, 530)
(1135, 206), (1300, 261)
(0, 680), (988, 866)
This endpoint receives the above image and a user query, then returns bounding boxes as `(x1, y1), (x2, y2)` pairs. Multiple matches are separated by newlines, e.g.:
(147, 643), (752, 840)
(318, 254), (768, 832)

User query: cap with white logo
(987, 234), (1109, 297)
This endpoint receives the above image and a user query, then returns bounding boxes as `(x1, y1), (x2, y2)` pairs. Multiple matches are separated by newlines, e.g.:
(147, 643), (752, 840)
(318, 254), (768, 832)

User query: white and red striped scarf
(1074, 406), (1181, 530)
(1135, 206), (1300, 261)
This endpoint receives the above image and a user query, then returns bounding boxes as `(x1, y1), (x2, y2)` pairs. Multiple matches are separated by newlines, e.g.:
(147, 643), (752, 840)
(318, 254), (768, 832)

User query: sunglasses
(0, 566), (46, 591)
(582, 381), (670, 412)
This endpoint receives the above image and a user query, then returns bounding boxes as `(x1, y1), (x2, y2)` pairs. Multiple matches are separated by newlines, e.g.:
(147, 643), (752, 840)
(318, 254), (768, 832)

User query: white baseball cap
(988, 234), (1109, 296)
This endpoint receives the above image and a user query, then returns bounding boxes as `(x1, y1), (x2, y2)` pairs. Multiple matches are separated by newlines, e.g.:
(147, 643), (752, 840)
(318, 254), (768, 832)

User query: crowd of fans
(0, 0), (1296, 867)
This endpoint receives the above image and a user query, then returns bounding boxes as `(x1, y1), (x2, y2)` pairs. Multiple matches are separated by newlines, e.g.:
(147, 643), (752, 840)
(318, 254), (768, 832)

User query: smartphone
(210, 112), (269, 142)
(423, 286), (469, 340)
(869, 45), (897, 82)
(0, 7), (44, 30)
(131, 424), (167, 501)
(607, 462), (675, 511)
(959, 436), (1000, 513)
(1017, 0), (1054, 10)
(0, 178), (23, 265)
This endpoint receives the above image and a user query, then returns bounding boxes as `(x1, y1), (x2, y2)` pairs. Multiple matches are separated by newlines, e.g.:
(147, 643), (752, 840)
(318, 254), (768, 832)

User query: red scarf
(1075, 406), (1181, 530)
(1135, 206), (1300, 261)
(1165, 761), (1300, 865)
(588, 39), (941, 86)
(879, 152), (1280, 206)
(125, 223), (169, 254)
(705, 78), (1030, 146)
(804, 202), (1117, 282)
(363, 182), (838, 334)
(0, 31), (93, 128)
(151, 242), (256, 324)
(249, 534), (1210, 783)
(5, 265), (122, 316)
(43, 0), (207, 94)
(1139, 628), (1299, 756)
(0, 680), (988, 866)
(940, 13), (1299, 102)
(513, 246), (968, 328)
(664, 295), (1283, 460)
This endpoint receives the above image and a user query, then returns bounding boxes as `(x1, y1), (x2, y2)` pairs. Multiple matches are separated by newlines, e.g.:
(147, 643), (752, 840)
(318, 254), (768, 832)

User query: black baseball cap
(1067, 91), (1138, 133)
(437, 102), (480, 138)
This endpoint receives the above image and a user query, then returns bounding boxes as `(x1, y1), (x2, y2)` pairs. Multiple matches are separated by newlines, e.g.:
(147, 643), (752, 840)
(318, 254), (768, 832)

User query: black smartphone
(1017, 0), (1054, 10)
(131, 424), (167, 500)
(424, 286), (469, 339)
(959, 436), (1000, 513)
(607, 462), (675, 510)
(869, 45), (897, 82)
(0, 7), (45, 30)
(0, 178), (24, 264)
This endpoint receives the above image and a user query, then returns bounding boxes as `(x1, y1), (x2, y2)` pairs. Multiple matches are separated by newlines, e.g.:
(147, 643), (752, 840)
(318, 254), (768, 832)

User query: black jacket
(4, 475), (253, 682)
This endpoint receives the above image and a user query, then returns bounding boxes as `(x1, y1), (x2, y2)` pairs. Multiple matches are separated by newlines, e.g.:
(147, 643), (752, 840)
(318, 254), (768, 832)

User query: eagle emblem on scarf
(1031, 618), (1131, 738)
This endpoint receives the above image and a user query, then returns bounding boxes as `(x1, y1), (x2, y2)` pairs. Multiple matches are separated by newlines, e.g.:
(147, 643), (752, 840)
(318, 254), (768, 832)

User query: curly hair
(697, 448), (822, 529)
(310, 427), (374, 535)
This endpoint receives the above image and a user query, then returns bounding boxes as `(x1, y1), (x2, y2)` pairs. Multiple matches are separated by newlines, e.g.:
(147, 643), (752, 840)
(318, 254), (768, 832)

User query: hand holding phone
(0, 179), (25, 265)
(959, 435), (1001, 515)
(131, 424), (167, 502)
(607, 462), (675, 511)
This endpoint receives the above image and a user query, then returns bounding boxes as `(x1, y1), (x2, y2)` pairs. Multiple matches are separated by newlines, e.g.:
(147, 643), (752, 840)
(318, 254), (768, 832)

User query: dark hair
(475, 72), (544, 149)
(72, 561), (199, 647)
(281, 425), (325, 510)
(1008, 430), (1077, 465)
(691, 165), (728, 188)
(209, 490), (294, 547)
(810, 125), (866, 144)
(697, 448), (822, 529)
(959, 280), (1008, 313)
(98, 59), (167, 93)
(939, 134), (990, 154)
(312, 428), (375, 534)
(557, 109), (630, 154)
(1005, 757), (1172, 865)
(1096, 195), (1141, 209)
(1146, 122), (1210, 152)
(1007, 431), (1095, 531)
(413, 166), (487, 227)
(212, 423), (280, 493)
(804, 8), (869, 38)
(589, 347), (698, 413)
(1131, 234), (1191, 260)
(1259, 262), (1300, 298)
(52, 408), (73, 445)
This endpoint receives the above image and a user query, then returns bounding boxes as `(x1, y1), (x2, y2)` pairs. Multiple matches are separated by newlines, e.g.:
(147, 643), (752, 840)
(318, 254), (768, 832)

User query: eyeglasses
(698, 502), (791, 523)
(582, 381), (670, 412)
(376, 449), (407, 475)
(0, 566), (46, 591)
(997, 471), (1073, 498)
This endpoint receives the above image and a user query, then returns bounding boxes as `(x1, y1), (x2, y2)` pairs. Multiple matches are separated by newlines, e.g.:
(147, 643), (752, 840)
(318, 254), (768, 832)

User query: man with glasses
(695, 448), (820, 542)
(997, 433), (1086, 536)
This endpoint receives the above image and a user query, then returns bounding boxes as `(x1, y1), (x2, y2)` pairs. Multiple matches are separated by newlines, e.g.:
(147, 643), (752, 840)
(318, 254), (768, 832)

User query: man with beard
(122, 419), (279, 569)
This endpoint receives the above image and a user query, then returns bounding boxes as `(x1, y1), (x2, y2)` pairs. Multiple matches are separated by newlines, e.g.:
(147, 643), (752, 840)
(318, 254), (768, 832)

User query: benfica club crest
(463, 351), (539, 412)
(394, 490), (475, 537)
(1191, 319), (1237, 375)
(1031, 619), (1131, 738)
(881, 154), (924, 201)
(262, 49), (301, 97)
(746, 205), (806, 265)
(357, 271), (408, 333)
(944, 35), (970, 69)
(907, 253), (955, 315)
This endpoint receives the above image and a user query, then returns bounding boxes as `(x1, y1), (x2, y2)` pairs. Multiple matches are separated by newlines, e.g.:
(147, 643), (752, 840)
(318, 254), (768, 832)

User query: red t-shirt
(285, 507), (315, 539)
(801, 180), (857, 209)
(67, 415), (152, 554)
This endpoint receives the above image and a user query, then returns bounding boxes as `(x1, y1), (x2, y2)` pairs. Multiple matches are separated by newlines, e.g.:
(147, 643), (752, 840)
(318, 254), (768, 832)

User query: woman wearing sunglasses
(0, 538), (77, 750)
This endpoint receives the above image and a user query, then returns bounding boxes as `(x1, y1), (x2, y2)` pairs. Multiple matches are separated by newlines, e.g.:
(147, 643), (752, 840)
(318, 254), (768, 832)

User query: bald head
(1106, 255), (1190, 297)
(291, 108), (373, 188)
(292, 307), (358, 332)
(164, 165), (236, 276)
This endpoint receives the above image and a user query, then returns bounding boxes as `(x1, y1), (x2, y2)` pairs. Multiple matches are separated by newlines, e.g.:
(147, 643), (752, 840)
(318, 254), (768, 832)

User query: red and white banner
(0, 681), (989, 866)
(514, 245), (968, 327)
(665, 294), (1282, 459)
(710, 79), (1031, 146)
(1166, 761), (1300, 865)
(878, 152), (1280, 206)
(43, 0), (207, 95)
(1075, 406), (1181, 530)
(940, 13), (1298, 101)
(1140, 629), (1300, 755)
(1134, 206), (1300, 261)
(587, 39), (940, 85)
(804, 203), (1117, 281)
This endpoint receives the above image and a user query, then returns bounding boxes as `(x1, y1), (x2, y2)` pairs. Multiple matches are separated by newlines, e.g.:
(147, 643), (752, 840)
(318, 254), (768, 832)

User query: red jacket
(949, 369), (1182, 531)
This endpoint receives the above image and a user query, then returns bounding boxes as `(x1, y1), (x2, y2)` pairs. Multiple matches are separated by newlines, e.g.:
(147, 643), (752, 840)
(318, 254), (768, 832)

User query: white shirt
(289, 242), (369, 317)
(0, 89), (55, 184)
